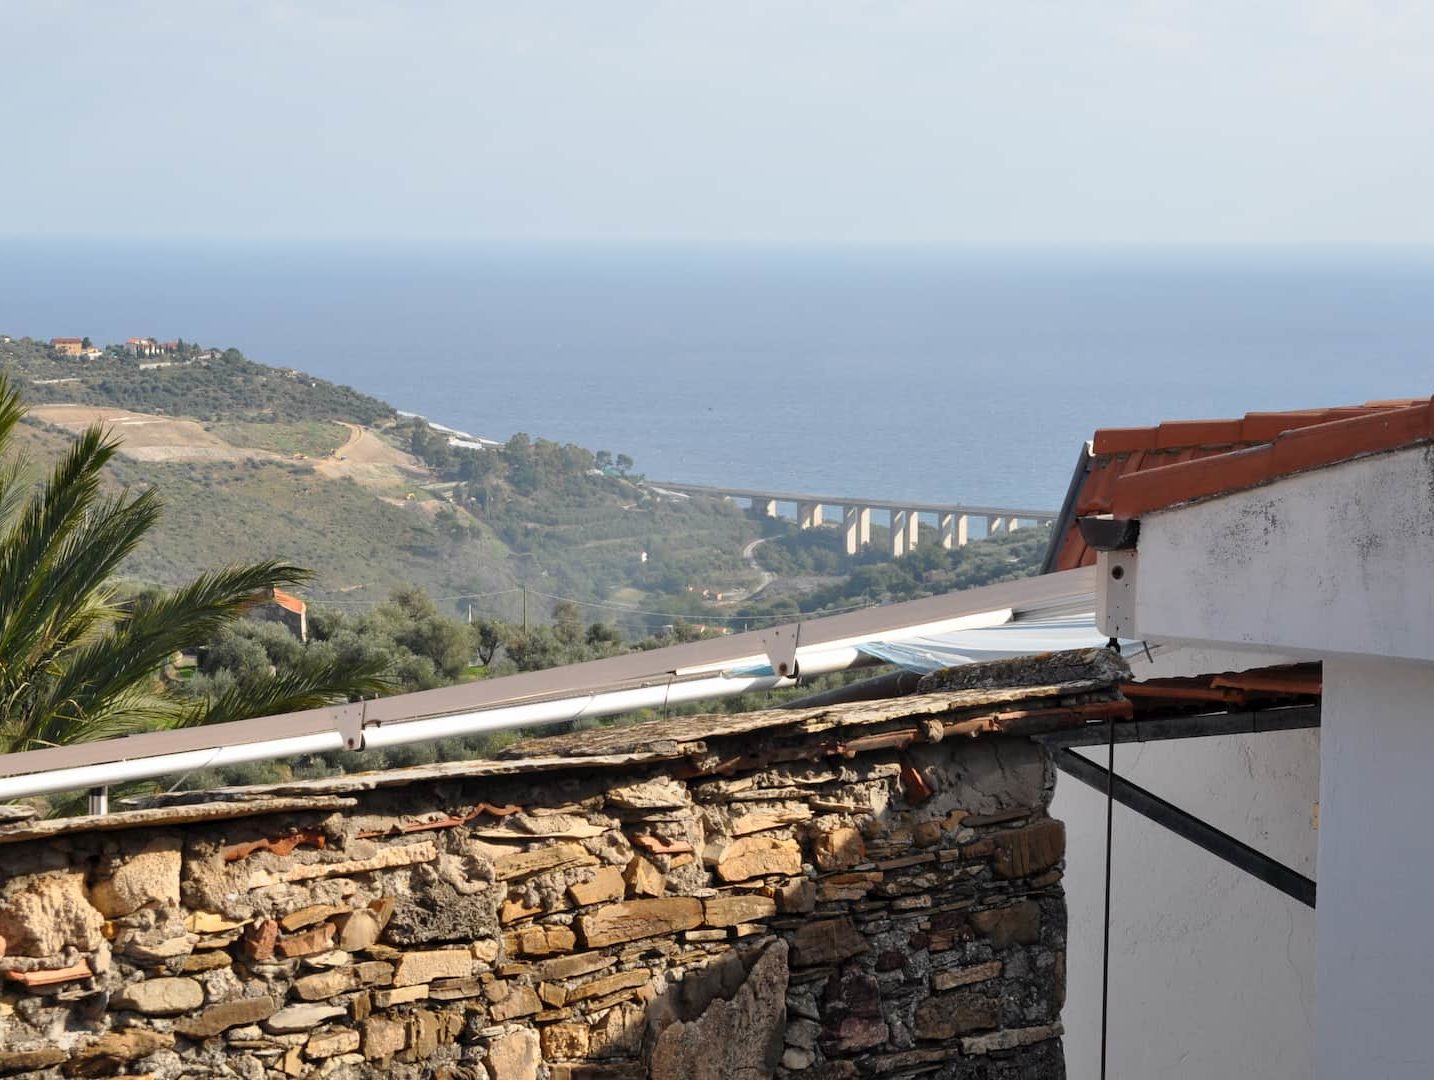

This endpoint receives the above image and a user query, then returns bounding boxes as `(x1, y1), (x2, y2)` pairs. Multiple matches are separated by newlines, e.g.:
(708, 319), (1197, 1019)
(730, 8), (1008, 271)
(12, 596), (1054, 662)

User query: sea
(3, 238), (1432, 510)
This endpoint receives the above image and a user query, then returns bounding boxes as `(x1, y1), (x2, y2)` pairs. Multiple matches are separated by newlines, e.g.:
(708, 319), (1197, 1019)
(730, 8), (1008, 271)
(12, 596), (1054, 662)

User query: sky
(4, 0), (1434, 247)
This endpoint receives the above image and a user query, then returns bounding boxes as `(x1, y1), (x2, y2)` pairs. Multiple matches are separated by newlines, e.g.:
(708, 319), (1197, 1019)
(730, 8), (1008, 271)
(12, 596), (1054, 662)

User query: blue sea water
(2, 239), (1432, 509)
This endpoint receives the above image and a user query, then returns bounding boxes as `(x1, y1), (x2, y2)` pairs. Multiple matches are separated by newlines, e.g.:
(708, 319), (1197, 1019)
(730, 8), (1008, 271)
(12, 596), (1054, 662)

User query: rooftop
(1045, 398), (1434, 571)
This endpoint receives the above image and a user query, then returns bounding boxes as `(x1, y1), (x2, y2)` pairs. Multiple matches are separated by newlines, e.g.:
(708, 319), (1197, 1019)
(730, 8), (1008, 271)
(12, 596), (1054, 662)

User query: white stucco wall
(1315, 658), (1434, 1080)
(1057, 648), (1318, 1080)
(1090, 442), (1434, 1080)
(1132, 445), (1434, 663)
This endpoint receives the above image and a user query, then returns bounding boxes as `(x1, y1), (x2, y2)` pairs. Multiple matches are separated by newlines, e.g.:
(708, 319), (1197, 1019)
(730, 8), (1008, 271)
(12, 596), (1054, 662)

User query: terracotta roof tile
(1046, 397), (1434, 571)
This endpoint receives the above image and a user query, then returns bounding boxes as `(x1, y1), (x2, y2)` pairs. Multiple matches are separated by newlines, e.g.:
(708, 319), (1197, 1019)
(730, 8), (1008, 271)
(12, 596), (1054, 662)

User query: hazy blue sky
(4, 1), (1432, 247)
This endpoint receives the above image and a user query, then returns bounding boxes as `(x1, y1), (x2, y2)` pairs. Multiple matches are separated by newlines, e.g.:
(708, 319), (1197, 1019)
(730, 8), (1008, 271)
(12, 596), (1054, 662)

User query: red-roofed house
(1045, 398), (1434, 1080)
(248, 587), (308, 641)
(49, 337), (84, 357)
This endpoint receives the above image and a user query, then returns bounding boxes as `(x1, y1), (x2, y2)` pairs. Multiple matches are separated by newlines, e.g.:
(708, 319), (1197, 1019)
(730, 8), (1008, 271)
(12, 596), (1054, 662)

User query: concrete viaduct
(652, 482), (1058, 559)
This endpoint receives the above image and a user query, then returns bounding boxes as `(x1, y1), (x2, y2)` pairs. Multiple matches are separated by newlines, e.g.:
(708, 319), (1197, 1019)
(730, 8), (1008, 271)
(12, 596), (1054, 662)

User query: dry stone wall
(0, 696), (1083, 1079)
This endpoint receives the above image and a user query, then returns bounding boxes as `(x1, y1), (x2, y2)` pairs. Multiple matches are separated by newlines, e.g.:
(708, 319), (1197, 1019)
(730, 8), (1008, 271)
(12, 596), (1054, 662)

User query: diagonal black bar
(1036, 704), (1320, 750)
(1054, 747), (1317, 908)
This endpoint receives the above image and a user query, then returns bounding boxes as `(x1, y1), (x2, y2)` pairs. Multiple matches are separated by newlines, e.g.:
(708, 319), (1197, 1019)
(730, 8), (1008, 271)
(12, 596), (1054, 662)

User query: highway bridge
(649, 481), (1058, 558)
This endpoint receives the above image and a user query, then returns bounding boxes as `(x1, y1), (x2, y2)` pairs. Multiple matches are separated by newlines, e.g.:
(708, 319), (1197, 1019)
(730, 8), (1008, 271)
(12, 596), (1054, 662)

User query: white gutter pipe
(0, 643), (879, 801)
(0, 567), (1117, 806)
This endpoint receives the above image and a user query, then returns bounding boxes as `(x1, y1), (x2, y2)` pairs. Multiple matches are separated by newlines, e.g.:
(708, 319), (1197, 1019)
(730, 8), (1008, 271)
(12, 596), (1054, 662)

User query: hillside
(1, 336), (1050, 634)
(1, 337), (766, 629)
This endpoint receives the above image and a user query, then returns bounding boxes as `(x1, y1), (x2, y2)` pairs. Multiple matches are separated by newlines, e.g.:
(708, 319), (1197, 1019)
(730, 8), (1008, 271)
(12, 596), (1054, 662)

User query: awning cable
(1101, 636), (1118, 1079)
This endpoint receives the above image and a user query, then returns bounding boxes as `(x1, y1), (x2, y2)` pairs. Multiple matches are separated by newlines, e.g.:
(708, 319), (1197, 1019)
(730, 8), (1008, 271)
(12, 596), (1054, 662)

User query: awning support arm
(1053, 747), (1317, 908)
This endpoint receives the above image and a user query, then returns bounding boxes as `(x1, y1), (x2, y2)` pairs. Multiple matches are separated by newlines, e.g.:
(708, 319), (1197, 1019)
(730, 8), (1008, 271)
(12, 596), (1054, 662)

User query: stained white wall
(1315, 658), (1434, 1080)
(1132, 445), (1434, 664)
(1057, 648), (1318, 1080)
(1091, 442), (1434, 1080)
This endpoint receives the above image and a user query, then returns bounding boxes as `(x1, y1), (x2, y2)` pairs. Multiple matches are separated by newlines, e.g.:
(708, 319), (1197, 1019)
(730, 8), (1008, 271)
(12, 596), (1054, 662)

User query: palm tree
(0, 376), (387, 756)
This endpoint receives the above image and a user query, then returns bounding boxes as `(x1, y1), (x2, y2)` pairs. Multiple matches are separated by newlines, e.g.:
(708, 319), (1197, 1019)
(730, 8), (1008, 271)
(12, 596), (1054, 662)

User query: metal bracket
(334, 702), (367, 752)
(1096, 548), (1138, 640)
(1054, 747), (1316, 908)
(760, 625), (800, 679)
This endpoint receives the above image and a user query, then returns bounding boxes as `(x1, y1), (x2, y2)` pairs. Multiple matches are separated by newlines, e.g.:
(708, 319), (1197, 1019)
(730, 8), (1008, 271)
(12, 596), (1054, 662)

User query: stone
(606, 777), (689, 809)
(393, 948), (472, 986)
(307, 1029), (361, 1058)
(931, 959), (1002, 992)
(487, 982), (541, 1020)
(540, 981), (568, 1006)
(775, 878), (816, 914)
(0, 1048), (68, 1073)
(374, 984), (431, 1007)
(486, 1028), (540, 1080)
(812, 826), (866, 871)
(703, 894), (776, 927)
(588, 1001), (645, 1058)
(110, 975), (204, 1016)
(515, 923), (577, 957)
(281, 903), (348, 932)
(565, 968), (650, 1002)
(363, 1016), (408, 1060)
(0, 869), (104, 955)
(731, 808), (812, 835)
(294, 967), (359, 1000)
(245, 840), (436, 889)
(88, 836), (182, 917)
(622, 855), (666, 897)
(336, 908), (384, 951)
(827, 1015), (889, 1053)
(492, 842), (597, 881)
(914, 991), (1001, 1039)
(64, 1030), (174, 1076)
(539, 951), (614, 981)
(568, 865), (626, 907)
(577, 897), (703, 947)
(278, 922), (336, 958)
(178, 949), (232, 973)
(124, 934), (193, 962)
(970, 901), (1042, 947)
(187, 910), (246, 934)
(792, 917), (867, 966)
(174, 995), (277, 1038)
(267, 1003), (347, 1033)
(649, 939), (789, 1080)
(244, 919), (281, 961)
(782, 1047), (815, 1070)
(960, 1023), (1063, 1055)
(714, 835), (802, 882)
(499, 897), (541, 923)
(542, 1022), (591, 1059)
(991, 820), (1066, 879)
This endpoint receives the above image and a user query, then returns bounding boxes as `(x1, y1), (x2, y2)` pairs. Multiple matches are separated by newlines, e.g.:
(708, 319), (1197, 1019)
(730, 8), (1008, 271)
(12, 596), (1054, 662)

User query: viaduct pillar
(940, 512), (970, 549)
(798, 502), (825, 529)
(843, 506), (870, 555)
(987, 515), (1007, 536)
(754, 498), (778, 518)
(891, 510), (920, 558)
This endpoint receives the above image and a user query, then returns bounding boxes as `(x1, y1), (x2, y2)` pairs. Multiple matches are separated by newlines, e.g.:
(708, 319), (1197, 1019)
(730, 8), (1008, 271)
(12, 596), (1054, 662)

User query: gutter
(0, 567), (1095, 801)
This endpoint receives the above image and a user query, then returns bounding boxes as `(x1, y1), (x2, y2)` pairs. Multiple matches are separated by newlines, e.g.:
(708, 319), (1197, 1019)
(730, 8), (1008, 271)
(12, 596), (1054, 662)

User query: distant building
(50, 337), (84, 357)
(125, 338), (161, 358)
(248, 587), (309, 641)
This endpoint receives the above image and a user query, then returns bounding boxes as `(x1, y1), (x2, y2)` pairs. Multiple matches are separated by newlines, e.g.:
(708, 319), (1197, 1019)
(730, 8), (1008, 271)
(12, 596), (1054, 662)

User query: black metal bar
(1036, 704), (1320, 750)
(1054, 747), (1317, 908)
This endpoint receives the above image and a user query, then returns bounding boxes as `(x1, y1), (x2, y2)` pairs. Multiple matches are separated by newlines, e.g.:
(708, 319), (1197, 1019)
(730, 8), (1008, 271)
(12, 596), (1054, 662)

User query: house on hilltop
(246, 587), (308, 641)
(49, 337), (84, 357)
